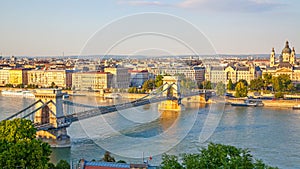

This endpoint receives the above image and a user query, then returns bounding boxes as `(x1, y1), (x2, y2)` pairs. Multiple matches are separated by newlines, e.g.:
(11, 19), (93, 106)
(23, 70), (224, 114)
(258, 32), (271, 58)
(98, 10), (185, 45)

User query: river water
(0, 95), (300, 169)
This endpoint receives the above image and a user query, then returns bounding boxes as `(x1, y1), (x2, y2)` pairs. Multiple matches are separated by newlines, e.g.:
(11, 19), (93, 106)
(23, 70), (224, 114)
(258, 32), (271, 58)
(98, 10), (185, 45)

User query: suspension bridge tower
(158, 76), (184, 111)
(34, 89), (70, 147)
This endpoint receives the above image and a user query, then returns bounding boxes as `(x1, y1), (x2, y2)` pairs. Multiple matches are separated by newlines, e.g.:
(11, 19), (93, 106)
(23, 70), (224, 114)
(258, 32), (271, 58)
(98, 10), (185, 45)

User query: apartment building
(72, 71), (112, 91)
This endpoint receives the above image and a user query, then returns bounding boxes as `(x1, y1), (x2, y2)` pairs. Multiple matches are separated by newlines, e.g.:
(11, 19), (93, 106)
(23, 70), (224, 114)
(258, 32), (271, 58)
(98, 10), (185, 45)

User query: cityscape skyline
(0, 0), (299, 56)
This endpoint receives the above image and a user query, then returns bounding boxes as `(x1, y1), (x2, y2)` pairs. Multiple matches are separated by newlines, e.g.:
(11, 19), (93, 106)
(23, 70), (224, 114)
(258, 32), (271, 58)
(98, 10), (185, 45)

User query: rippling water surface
(1, 95), (300, 168)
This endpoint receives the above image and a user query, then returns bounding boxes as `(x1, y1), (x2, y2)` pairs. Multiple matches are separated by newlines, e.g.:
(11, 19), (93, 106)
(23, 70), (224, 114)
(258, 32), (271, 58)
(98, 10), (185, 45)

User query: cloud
(118, 0), (285, 13)
(177, 0), (284, 12)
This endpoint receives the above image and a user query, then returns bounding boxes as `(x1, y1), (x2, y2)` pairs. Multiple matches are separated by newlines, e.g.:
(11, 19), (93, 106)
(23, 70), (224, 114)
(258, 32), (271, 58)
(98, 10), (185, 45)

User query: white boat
(62, 93), (69, 99)
(1, 90), (35, 98)
(105, 93), (121, 99)
(292, 105), (300, 110)
(231, 99), (264, 107)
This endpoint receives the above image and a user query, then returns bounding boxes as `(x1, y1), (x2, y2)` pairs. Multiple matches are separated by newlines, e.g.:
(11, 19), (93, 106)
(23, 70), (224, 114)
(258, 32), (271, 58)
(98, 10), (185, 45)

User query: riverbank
(226, 97), (300, 108)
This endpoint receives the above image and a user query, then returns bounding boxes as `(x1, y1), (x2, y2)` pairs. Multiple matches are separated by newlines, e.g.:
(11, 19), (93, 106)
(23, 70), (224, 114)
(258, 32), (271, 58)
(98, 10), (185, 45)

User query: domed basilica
(265, 41), (300, 82)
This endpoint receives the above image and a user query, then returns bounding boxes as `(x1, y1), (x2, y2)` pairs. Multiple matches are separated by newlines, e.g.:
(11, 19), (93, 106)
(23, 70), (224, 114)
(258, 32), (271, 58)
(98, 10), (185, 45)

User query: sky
(0, 0), (299, 56)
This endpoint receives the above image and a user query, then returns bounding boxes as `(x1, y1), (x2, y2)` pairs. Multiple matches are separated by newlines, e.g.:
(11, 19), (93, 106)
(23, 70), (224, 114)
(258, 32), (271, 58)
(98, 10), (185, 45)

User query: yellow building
(0, 68), (10, 86)
(9, 68), (29, 86)
(72, 71), (112, 91)
(27, 70), (72, 88)
(264, 41), (300, 83)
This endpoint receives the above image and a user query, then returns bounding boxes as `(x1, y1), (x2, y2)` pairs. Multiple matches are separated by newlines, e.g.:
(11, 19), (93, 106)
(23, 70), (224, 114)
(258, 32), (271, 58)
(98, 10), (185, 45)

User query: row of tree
(161, 143), (278, 169)
(225, 74), (297, 98)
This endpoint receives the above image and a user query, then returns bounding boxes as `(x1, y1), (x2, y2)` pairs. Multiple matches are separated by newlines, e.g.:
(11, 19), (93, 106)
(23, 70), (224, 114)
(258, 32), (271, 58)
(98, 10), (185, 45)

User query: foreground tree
(0, 118), (52, 168)
(161, 143), (278, 169)
(235, 81), (248, 97)
(102, 151), (116, 162)
(161, 154), (183, 169)
(56, 160), (70, 169)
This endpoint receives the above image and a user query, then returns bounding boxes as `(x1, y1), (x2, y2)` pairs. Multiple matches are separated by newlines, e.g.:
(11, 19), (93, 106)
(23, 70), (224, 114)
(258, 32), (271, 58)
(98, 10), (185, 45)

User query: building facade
(205, 64), (257, 85)
(27, 70), (72, 88)
(104, 67), (130, 89)
(72, 71), (113, 91)
(129, 70), (149, 88)
(154, 66), (205, 84)
(9, 68), (29, 86)
(265, 41), (300, 83)
(0, 68), (10, 86)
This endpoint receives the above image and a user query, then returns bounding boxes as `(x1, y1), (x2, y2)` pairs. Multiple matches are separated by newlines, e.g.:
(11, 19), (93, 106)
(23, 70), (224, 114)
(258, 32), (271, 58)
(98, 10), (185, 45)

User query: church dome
(282, 41), (292, 53)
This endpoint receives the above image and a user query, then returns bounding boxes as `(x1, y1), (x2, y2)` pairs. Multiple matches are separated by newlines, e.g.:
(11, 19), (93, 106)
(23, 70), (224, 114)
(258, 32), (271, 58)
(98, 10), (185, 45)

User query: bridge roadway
(34, 91), (208, 131)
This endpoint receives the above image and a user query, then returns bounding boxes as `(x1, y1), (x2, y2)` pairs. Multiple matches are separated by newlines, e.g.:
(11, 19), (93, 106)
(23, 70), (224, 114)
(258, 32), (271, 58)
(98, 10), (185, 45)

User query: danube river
(1, 95), (300, 168)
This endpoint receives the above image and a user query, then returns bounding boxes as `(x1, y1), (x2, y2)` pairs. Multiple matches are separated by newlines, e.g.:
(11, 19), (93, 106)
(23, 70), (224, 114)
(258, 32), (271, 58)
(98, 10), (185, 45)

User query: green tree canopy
(227, 79), (234, 90)
(235, 81), (248, 97)
(142, 79), (155, 92)
(0, 118), (52, 168)
(161, 154), (183, 169)
(202, 81), (212, 89)
(155, 75), (164, 88)
(102, 151), (115, 162)
(161, 143), (278, 169)
(215, 81), (226, 96)
(56, 160), (70, 169)
(272, 74), (292, 92)
(237, 79), (248, 86)
(263, 73), (273, 89)
(249, 78), (264, 91)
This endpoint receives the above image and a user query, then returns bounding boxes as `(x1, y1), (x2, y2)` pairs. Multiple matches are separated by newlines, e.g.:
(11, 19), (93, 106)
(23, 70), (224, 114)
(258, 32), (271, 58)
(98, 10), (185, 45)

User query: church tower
(270, 47), (275, 67)
(282, 41), (292, 63)
(291, 47), (296, 65)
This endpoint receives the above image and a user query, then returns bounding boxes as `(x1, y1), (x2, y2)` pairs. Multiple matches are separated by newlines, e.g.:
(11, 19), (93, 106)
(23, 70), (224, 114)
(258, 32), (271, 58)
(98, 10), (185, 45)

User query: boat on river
(1, 90), (35, 98)
(231, 99), (264, 107)
(105, 93), (121, 99)
(292, 105), (300, 110)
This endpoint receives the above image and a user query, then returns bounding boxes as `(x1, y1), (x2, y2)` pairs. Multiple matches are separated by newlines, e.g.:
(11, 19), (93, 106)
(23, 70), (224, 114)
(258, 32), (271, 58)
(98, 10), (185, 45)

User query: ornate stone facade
(265, 41), (300, 83)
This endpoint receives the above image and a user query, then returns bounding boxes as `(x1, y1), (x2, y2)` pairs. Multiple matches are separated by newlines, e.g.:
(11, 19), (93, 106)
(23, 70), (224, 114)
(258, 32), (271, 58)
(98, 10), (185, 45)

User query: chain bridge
(1, 76), (211, 147)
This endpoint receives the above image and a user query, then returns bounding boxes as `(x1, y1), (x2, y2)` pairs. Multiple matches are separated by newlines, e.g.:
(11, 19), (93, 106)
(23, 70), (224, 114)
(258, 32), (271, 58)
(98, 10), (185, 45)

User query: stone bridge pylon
(34, 89), (70, 147)
(158, 76), (184, 111)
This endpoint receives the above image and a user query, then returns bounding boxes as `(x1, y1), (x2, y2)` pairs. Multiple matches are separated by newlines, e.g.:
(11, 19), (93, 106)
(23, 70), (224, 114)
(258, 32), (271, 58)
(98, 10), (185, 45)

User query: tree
(237, 79), (248, 86)
(215, 81), (225, 96)
(263, 73), (273, 89)
(161, 154), (183, 169)
(272, 74), (292, 92)
(235, 81), (248, 97)
(0, 118), (52, 168)
(102, 151), (115, 162)
(142, 79), (155, 92)
(202, 81), (212, 89)
(161, 143), (278, 169)
(288, 83), (296, 92)
(227, 79), (234, 90)
(51, 82), (56, 88)
(56, 160), (70, 169)
(249, 78), (264, 91)
(155, 75), (164, 87)
(117, 160), (127, 163)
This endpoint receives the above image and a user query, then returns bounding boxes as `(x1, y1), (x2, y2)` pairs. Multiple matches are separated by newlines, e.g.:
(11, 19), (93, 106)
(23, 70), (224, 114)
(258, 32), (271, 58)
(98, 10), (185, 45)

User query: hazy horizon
(0, 0), (299, 56)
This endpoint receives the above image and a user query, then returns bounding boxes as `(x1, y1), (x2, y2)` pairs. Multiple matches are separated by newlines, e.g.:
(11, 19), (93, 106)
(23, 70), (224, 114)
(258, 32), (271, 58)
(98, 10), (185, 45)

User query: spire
(285, 41), (289, 48)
